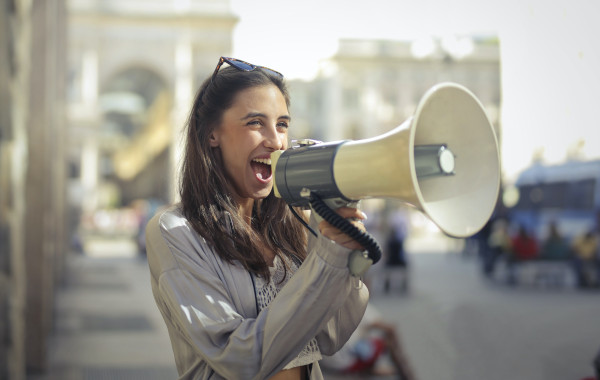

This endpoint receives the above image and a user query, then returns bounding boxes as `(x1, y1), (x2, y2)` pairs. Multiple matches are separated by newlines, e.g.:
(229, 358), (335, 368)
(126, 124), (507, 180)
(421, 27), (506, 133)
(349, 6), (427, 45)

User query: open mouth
(251, 157), (272, 181)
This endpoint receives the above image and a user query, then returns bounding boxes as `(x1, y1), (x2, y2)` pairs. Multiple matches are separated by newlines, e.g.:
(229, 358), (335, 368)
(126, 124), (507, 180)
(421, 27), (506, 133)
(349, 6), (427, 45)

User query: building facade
(290, 37), (501, 143)
(0, 0), (238, 378)
(67, 0), (238, 214)
(1, 0), (68, 378)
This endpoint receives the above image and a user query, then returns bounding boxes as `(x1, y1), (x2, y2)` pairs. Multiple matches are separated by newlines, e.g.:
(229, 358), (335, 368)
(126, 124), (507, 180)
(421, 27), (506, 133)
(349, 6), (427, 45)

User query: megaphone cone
(272, 82), (500, 238)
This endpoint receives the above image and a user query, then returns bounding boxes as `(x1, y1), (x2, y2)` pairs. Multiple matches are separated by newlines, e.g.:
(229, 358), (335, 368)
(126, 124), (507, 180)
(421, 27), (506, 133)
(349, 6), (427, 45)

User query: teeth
(252, 158), (271, 165)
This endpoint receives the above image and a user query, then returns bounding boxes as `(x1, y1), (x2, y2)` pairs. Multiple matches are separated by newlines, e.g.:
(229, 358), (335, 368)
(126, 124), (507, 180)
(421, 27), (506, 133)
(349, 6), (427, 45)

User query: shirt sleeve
(146, 209), (369, 380)
(306, 211), (370, 355)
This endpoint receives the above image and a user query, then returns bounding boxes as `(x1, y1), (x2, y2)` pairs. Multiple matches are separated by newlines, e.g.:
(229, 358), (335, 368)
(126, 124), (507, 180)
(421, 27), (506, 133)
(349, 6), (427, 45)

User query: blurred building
(1, 0), (68, 378)
(290, 37), (501, 142)
(67, 0), (238, 215)
(1, 0), (238, 378)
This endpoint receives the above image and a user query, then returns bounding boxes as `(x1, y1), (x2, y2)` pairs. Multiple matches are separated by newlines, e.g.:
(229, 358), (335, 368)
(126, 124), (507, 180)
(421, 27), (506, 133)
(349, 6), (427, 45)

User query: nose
(263, 124), (285, 150)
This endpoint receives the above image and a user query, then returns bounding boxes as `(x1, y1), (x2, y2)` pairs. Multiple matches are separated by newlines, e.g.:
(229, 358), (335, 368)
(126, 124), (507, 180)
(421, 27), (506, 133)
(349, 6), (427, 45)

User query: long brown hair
(180, 65), (307, 279)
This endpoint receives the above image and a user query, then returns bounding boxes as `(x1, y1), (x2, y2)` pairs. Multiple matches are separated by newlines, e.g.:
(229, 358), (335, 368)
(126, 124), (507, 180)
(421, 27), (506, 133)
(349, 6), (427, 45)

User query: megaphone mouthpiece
(414, 144), (456, 177)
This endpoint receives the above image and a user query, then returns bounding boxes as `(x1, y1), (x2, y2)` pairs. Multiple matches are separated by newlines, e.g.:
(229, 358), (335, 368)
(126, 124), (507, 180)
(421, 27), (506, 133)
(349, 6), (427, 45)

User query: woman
(146, 57), (370, 379)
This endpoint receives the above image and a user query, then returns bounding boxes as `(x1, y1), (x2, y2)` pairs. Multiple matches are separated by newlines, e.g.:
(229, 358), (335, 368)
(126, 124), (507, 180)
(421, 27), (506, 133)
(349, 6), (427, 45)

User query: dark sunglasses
(211, 57), (284, 82)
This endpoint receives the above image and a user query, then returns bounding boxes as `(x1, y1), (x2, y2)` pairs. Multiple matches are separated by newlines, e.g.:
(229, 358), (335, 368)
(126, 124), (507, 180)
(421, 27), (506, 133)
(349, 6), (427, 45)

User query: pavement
(29, 239), (178, 380)
(28, 234), (600, 380)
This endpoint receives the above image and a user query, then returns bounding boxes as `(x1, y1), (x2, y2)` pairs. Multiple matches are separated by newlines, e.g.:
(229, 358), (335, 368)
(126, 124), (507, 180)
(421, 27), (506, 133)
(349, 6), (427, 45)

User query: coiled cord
(308, 193), (382, 264)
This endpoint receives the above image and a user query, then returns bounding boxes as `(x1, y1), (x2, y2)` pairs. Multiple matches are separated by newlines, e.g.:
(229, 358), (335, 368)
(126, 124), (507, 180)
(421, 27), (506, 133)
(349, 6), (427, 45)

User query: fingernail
(359, 211), (368, 220)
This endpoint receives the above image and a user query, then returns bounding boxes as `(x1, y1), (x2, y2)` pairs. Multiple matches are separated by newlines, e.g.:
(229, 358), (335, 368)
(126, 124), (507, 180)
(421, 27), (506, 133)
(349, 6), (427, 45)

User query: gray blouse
(145, 205), (369, 380)
(254, 254), (322, 370)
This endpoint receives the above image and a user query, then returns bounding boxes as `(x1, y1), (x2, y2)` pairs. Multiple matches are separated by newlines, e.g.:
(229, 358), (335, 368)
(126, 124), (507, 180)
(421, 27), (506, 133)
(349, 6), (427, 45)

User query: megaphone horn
(271, 82), (501, 238)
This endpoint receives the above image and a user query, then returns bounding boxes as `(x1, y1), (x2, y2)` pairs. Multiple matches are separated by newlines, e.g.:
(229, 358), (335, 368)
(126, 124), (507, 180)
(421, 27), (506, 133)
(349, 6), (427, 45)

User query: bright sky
(230, 0), (501, 80)
(229, 0), (600, 181)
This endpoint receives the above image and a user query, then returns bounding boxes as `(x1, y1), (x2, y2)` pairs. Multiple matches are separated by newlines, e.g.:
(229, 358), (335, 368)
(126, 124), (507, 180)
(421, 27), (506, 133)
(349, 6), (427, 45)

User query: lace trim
(254, 255), (322, 369)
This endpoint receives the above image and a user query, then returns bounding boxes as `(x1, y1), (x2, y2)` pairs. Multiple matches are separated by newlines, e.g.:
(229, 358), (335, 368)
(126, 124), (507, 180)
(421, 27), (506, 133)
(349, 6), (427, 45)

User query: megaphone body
(271, 82), (500, 238)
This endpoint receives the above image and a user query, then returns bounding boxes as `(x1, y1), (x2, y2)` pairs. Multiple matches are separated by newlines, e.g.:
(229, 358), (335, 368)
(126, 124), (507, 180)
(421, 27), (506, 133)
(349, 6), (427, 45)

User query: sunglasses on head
(211, 57), (284, 82)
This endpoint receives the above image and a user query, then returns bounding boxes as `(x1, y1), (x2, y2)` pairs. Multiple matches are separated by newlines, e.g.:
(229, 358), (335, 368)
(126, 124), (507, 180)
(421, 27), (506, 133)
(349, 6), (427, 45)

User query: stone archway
(100, 67), (166, 138)
(98, 67), (172, 206)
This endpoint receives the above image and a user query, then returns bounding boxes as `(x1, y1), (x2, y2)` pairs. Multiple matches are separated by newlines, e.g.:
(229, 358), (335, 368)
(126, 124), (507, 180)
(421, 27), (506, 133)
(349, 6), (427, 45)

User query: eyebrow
(241, 112), (291, 121)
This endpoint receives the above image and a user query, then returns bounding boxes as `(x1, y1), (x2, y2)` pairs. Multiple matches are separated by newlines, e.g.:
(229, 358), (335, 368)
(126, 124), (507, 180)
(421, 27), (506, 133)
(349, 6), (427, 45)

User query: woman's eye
(247, 120), (262, 127)
(277, 122), (289, 129)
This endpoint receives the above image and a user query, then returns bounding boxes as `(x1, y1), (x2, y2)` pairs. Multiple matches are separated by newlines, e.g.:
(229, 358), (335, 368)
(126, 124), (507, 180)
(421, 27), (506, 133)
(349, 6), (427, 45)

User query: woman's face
(210, 84), (289, 203)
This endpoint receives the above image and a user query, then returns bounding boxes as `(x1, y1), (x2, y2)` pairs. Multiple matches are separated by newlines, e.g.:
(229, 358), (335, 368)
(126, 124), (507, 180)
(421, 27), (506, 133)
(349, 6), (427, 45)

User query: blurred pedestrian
(595, 347), (600, 379)
(483, 218), (511, 277)
(579, 346), (600, 380)
(571, 229), (599, 288)
(383, 210), (410, 293)
(541, 221), (569, 260)
(321, 303), (417, 380)
(511, 225), (539, 261)
(506, 225), (538, 284)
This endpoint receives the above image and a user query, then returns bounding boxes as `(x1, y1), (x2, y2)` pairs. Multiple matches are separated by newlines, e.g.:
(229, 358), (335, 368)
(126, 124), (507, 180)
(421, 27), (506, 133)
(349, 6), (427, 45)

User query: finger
(322, 232), (364, 250)
(319, 219), (365, 235)
(333, 207), (368, 221)
(319, 220), (366, 250)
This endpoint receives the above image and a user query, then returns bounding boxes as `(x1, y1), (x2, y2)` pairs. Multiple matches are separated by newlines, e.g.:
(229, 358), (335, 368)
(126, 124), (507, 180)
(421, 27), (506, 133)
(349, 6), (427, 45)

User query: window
(566, 179), (595, 210)
(515, 179), (596, 210)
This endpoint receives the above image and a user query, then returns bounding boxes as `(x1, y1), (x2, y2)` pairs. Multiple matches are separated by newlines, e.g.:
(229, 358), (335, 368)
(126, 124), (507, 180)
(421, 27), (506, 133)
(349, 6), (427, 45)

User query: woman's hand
(318, 207), (367, 251)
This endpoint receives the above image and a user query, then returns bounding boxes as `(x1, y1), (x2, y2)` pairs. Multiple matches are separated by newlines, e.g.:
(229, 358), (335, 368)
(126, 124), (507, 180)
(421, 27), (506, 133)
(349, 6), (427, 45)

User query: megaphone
(271, 82), (500, 239)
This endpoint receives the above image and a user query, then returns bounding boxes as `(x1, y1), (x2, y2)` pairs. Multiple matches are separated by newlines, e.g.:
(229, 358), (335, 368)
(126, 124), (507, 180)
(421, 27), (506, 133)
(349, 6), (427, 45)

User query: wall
(0, 0), (68, 378)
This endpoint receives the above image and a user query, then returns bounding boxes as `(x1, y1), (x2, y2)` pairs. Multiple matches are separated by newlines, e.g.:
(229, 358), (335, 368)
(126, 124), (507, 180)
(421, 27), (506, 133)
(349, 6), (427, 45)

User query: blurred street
(28, 238), (177, 380)
(29, 236), (600, 380)
(372, 253), (600, 380)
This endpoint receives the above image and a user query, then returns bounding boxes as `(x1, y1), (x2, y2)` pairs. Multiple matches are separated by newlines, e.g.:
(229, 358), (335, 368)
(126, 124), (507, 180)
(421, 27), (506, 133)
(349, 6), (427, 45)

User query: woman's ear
(209, 132), (219, 147)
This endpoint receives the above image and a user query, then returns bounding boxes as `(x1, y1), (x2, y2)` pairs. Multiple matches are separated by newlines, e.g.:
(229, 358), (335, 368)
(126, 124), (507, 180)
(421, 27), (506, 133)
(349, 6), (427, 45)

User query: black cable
(308, 193), (382, 264)
(288, 205), (318, 237)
